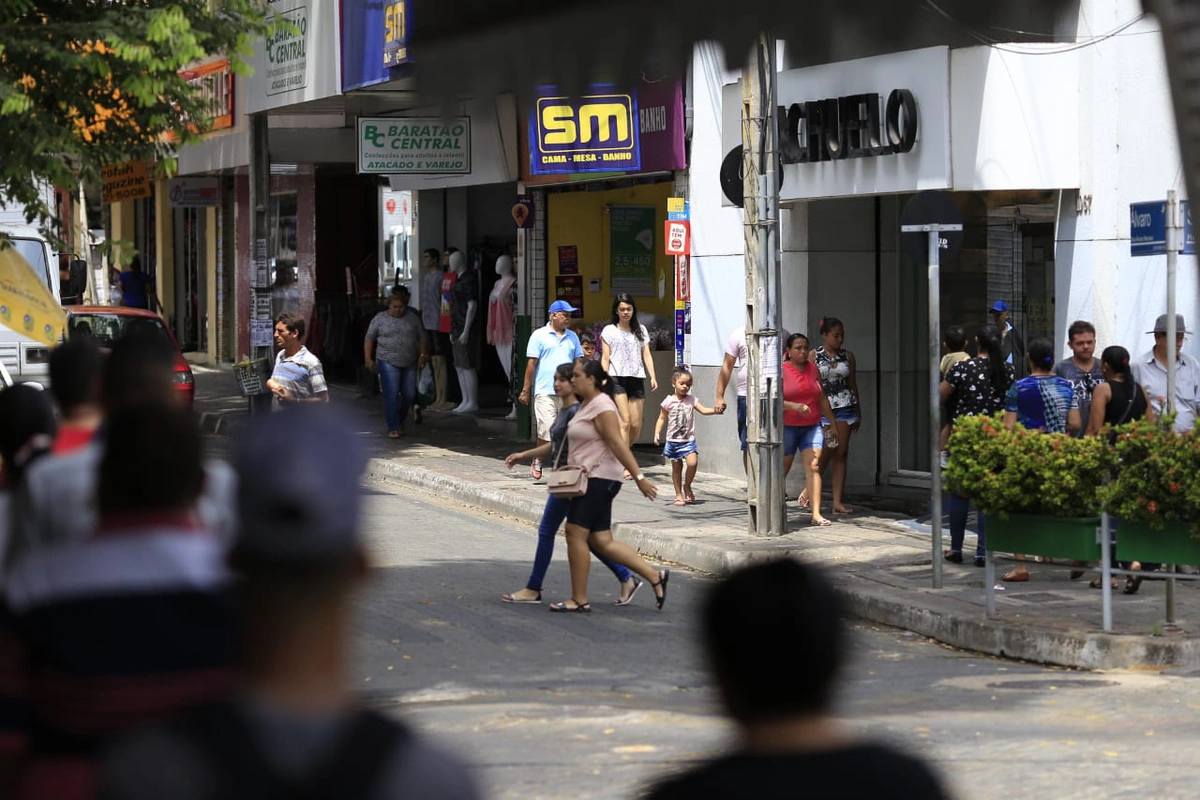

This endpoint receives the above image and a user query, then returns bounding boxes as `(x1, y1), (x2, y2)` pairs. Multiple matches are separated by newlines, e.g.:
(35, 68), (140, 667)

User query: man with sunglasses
(1054, 320), (1104, 438)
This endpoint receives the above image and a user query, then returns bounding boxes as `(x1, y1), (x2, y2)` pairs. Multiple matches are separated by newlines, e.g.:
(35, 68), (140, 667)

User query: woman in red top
(782, 334), (838, 526)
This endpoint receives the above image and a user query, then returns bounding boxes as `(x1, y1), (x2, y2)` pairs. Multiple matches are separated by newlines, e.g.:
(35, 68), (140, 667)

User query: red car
(64, 306), (195, 408)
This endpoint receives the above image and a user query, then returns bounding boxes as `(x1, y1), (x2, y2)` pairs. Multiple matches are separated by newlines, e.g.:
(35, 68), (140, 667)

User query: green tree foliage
(0, 0), (272, 232)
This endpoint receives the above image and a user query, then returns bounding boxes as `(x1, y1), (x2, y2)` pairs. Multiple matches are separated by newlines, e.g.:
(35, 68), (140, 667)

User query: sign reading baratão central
(530, 86), (640, 175)
(357, 117), (471, 175)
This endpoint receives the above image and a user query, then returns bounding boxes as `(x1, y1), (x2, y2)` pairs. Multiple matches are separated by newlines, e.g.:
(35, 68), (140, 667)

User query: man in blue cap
(519, 300), (584, 480)
(990, 300), (1025, 376)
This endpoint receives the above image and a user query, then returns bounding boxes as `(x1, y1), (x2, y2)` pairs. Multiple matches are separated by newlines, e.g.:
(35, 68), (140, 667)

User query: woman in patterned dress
(810, 317), (861, 514)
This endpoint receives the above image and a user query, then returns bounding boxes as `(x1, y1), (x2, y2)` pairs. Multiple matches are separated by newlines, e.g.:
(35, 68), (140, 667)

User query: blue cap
(233, 407), (367, 563)
(990, 300), (1009, 313)
(548, 300), (578, 314)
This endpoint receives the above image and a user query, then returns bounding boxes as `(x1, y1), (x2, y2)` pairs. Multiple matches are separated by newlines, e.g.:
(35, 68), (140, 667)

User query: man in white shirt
(518, 301), (583, 479)
(714, 325), (788, 473)
(1132, 313), (1200, 432)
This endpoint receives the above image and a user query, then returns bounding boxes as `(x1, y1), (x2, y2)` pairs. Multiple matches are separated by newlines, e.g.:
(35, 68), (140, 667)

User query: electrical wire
(922, 1), (1151, 55)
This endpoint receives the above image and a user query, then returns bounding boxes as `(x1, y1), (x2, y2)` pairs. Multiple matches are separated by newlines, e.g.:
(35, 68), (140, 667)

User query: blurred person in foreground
(644, 559), (949, 800)
(8, 332), (237, 566)
(98, 407), (481, 800)
(49, 338), (105, 454)
(0, 386), (56, 565)
(1, 405), (237, 800)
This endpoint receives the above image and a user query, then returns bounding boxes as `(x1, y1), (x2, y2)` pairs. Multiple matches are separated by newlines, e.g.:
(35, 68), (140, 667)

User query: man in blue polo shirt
(518, 301), (584, 480)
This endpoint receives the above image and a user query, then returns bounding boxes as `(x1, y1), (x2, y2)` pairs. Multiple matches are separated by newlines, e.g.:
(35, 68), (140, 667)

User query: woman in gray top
(364, 287), (428, 438)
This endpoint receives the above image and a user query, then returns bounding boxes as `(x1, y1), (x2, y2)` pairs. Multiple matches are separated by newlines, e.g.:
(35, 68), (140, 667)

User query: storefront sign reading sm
(531, 89), (640, 174)
(720, 46), (950, 203)
(358, 118), (472, 175)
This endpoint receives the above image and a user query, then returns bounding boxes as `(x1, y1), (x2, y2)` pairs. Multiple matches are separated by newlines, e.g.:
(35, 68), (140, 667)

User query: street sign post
(1130, 201), (1168, 256)
(901, 190), (963, 591)
(1130, 193), (1183, 623)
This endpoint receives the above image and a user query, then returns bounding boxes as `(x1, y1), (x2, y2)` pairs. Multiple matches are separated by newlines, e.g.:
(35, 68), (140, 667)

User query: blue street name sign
(1130, 201), (1167, 257)
(1183, 200), (1195, 255)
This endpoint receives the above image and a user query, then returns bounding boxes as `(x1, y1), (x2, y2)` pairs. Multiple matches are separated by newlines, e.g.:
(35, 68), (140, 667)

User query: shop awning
(409, 0), (1074, 101)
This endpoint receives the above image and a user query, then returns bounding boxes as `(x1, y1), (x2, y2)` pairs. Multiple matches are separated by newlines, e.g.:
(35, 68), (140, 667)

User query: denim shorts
(566, 477), (622, 532)
(662, 440), (698, 461)
(822, 406), (859, 426)
(784, 424), (824, 456)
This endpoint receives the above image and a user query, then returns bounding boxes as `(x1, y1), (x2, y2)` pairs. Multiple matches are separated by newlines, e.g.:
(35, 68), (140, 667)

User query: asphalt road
(351, 477), (1200, 800)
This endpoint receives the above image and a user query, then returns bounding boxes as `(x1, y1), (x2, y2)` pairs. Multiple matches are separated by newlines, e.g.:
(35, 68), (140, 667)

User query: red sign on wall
(664, 220), (690, 256)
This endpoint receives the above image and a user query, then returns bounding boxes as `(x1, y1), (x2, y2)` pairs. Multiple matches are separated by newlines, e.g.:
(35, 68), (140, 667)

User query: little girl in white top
(654, 368), (718, 506)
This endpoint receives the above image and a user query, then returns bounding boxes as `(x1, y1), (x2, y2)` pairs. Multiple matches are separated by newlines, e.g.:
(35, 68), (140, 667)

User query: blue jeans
(378, 360), (417, 432)
(947, 493), (986, 558)
(526, 495), (632, 591)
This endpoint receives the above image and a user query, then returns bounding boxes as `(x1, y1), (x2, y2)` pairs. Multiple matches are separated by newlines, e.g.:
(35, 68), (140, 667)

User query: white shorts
(534, 393), (562, 441)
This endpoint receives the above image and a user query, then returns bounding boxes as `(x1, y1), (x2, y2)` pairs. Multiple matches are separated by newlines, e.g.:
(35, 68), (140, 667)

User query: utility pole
(741, 34), (785, 537)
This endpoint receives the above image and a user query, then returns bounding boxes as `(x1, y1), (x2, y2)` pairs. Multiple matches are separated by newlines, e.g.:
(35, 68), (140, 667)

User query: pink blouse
(566, 393), (626, 482)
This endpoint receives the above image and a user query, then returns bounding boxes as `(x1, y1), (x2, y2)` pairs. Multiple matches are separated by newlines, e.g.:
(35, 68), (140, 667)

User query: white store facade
(685, 2), (1194, 491)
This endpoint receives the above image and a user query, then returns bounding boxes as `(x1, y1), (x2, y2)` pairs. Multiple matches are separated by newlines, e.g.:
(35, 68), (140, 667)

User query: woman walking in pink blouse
(552, 360), (669, 613)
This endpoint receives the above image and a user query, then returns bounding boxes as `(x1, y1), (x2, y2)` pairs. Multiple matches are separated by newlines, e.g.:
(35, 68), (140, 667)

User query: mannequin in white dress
(488, 256), (517, 420)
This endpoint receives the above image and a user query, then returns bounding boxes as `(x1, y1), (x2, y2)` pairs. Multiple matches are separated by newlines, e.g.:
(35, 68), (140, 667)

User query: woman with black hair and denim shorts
(812, 316), (861, 515)
(782, 334), (838, 526)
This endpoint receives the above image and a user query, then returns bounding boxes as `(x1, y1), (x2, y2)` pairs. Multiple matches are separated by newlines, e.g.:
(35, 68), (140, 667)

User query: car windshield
(68, 313), (172, 349)
(7, 238), (52, 288)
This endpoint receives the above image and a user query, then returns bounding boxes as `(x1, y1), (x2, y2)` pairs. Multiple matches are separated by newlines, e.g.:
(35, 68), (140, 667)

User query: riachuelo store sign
(356, 117), (472, 174)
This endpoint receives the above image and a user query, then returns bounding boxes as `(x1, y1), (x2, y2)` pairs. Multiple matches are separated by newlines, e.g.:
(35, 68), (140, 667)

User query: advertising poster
(558, 245), (579, 275)
(555, 275), (584, 316)
(608, 205), (656, 295)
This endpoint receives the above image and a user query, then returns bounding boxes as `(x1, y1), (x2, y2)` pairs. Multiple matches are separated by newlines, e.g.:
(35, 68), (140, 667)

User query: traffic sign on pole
(1130, 201), (1168, 257)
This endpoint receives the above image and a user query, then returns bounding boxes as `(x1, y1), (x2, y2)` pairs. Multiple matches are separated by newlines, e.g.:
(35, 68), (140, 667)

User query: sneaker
(531, 459), (543, 480)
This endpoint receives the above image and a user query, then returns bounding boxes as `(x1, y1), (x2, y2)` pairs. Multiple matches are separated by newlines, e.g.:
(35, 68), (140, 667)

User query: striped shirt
(1005, 375), (1077, 433)
(0, 515), (237, 800)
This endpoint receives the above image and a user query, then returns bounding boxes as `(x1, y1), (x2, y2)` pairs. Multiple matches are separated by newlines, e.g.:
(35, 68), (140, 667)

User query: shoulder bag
(545, 435), (589, 498)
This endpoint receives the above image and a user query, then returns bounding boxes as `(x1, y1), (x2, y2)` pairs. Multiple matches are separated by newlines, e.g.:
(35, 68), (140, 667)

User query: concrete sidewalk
(192, 362), (1200, 671)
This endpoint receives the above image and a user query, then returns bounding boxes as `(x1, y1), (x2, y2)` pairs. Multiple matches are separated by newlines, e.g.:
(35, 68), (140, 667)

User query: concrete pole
(1166, 189), (1179, 621)
(247, 112), (272, 412)
(741, 34), (785, 537)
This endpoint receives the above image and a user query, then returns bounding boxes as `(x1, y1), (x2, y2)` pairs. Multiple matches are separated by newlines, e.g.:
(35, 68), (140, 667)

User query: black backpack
(177, 703), (408, 800)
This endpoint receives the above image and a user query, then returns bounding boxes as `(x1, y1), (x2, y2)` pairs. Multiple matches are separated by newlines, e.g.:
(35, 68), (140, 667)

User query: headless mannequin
(422, 255), (452, 410)
(488, 255), (517, 420)
(449, 251), (479, 413)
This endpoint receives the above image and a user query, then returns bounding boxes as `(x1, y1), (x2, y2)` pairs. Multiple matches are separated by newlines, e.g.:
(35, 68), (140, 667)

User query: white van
(0, 224), (61, 384)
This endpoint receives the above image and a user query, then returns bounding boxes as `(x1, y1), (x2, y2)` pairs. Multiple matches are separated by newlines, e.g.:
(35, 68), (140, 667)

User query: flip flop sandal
(1002, 570), (1030, 582)
(810, 518), (832, 527)
(797, 495), (811, 508)
(613, 577), (643, 606)
(548, 601), (592, 613)
(684, 492), (696, 504)
(501, 591), (542, 604)
(672, 498), (687, 506)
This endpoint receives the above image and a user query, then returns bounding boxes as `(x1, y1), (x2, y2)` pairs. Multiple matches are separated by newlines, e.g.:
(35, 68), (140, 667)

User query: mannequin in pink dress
(487, 255), (517, 420)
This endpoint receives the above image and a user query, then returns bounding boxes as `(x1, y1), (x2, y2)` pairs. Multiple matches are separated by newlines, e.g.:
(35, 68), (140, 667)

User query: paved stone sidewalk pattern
(192, 362), (1200, 670)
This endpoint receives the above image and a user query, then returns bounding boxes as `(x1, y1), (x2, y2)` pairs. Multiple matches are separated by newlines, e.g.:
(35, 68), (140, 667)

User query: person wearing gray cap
(98, 408), (481, 800)
(1132, 314), (1200, 432)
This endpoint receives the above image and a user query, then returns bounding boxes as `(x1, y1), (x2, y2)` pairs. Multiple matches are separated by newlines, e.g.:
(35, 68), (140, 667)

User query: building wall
(545, 182), (677, 328)
(235, 171), (317, 359)
(1058, 0), (1197, 361)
